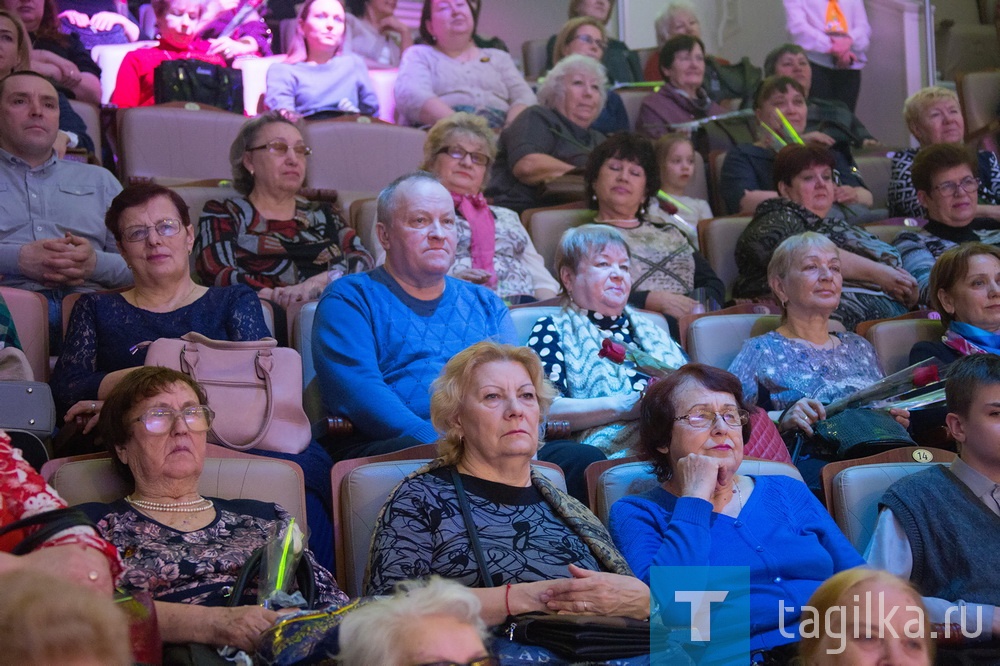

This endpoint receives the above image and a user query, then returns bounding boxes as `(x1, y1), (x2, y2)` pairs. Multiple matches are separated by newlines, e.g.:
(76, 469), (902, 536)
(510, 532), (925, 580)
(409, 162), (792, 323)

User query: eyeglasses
(134, 406), (215, 434)
(674, 409), (749, 429)
(246, 140), (313, 157)
(573, 33), (607, 50)
(415, 658), (499, 666)
(933, 176), (979, 198)
(437, 145), (491, 166)
(122, 218), (183, 243)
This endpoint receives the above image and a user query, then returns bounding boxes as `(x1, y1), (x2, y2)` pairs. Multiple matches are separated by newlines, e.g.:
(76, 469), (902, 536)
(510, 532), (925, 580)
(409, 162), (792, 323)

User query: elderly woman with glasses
(196, 113), (373, 309)
(609, 363), (864, 660)
(78, 367), (348, 653)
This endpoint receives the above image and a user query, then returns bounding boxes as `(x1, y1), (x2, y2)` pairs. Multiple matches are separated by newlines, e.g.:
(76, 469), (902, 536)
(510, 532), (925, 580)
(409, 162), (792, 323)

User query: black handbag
(153, 60), (244, 113)
(812, 408), (916, 458)
(450, 469), (650, 662)
(226, 545), (317, 609)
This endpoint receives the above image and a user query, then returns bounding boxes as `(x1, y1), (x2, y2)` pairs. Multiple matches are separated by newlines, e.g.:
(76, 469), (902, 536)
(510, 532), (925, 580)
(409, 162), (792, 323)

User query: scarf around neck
(452, 192), (496, 287)
(947, 322), (1000, 356)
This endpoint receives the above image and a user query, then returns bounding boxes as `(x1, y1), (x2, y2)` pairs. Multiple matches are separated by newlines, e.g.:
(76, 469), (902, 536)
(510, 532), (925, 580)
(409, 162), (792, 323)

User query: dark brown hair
(104, 183), (191, 242)
(752, 75), (805, 111)
(584, 132), (660, 222)
(419, 0), (479, 46)
(636, 364), (751, 482)
(929, 242), (1000, 327)
(100, 366), (208, 486)
(946, 354), (1000, 419)
(657, 34), (705, 78)
(772, 142), (837, 190)
(910, 143), (978, 195)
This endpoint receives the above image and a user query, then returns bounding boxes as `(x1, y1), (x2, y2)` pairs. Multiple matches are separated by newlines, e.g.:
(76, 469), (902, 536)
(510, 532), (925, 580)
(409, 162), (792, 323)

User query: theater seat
(854, 154), (893, 210)
(686, 313), (845, 369)
(865, 318), (945, 375)
(43, 446), (309, 530)
(302, 121), (426, 193)
(525, 208), (594, 277)
(0, 287), (50, 382)
(697, 216), (751, 300)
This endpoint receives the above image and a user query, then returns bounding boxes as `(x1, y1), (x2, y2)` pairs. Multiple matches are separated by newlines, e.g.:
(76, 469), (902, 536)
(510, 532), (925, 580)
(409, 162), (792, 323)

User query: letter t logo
(675, 590), (729, 641)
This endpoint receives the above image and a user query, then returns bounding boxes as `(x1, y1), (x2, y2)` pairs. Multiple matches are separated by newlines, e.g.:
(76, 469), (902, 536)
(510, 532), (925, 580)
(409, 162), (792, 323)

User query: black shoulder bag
(153, 60), (245, 114)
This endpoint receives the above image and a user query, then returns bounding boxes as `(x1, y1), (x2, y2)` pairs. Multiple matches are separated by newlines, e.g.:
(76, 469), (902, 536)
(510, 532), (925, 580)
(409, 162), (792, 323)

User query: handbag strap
(0, 507), (97, 555)
(449, 467), (495, 588)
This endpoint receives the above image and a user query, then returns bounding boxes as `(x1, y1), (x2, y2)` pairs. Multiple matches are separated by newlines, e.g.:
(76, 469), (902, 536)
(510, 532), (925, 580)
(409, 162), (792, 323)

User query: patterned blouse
(80, 498), (348, 607)
(887, 148), (1000, 219)
(195, 197), (373, 289)
(728, 330), (884, 410)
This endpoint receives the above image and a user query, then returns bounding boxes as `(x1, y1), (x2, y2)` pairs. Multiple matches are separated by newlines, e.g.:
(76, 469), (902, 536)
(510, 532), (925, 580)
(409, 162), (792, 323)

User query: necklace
(595, 216), (640, 228)
(126, 495), (214, 513)
(734, 478), (743, 512)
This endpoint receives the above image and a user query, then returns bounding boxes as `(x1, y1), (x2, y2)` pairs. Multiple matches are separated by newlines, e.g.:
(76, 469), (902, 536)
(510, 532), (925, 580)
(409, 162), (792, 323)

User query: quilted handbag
(153, 59), (244, 114)
(812, 408), (915, 459)
(144, 333), (310, 453)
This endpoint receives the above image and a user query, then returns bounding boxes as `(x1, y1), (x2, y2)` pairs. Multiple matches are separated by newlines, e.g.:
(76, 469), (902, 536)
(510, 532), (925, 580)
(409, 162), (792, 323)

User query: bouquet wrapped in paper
(824, 358), (947, 417)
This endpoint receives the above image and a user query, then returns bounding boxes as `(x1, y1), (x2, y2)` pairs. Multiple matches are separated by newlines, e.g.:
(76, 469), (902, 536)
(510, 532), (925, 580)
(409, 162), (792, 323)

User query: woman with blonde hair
(544, 0), (640, 84)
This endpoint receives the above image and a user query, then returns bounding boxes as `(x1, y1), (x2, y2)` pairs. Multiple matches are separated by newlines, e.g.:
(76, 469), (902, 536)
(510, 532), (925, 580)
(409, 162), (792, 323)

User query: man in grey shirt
(0, 71), (131, 343)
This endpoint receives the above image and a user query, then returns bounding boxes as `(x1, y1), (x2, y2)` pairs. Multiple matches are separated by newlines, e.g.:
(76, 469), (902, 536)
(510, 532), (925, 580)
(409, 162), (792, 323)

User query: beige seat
(175, 185), (238, 227)
(42, 446), (309, 529)
(117, 104), (247, 185)
(617, 88), (652, 131)
(67, 99), (102, 159)
(0, 287), (50, 382)
(521, 37), (549, 80)
(854, 154), (893, 210)
(956, 70), (1000, 148)
(586, 456), (804, 527)
(292, 300), (325, 423)
(348, 197), (381, 261)
(687, 313), (845, 369)
(697, 215), (751, 299)
(332, 453), (566, 597)
(822, 447), (955, 552)
(232, 54), (284, 116)
(865, 319), (946, 375)
(525, 208), (594, 277)
(90, 41), (157, 104)
(684, 150), (709, 203)
(302, 121), (426, 193)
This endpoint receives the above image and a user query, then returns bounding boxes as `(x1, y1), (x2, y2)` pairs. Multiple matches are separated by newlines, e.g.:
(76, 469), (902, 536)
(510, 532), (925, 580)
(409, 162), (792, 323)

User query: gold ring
(87, 570), (99, 581)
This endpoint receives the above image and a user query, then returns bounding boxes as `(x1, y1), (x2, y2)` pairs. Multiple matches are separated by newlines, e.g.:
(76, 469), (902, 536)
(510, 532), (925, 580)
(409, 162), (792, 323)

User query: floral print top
(80, 498), (347, 607)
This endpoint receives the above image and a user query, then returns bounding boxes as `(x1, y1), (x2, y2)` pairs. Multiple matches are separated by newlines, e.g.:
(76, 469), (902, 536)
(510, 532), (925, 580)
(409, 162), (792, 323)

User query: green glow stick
(774, 108), (804, 144)
(275, 518), (295, 594)
(656, 190), (694, 213)
(760, 122), (787, 148)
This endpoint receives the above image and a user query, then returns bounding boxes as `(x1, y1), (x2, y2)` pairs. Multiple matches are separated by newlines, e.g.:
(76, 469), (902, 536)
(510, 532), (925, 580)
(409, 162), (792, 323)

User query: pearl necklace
(126, 495), (214, 513)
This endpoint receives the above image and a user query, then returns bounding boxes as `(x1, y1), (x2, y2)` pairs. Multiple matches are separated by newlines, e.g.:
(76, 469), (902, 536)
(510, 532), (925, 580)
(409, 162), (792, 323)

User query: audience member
(636, 34), (723, 140)
(655, 133), (712, 240)
(366, 342), (649, 632)
(0, 10), (95, 154)
(484, 54), (605, 213)
(545, 0), (641, 84)
(729, 233), (910, 486)
(798, 569), (933, 665)
(109, 0), (225, 108)
(79, 367), (349, 652)
(720, 76), (871, 216)
(888, 86), (1000, 219)
(1, 0), (101, 104)
(609, 363), (864, 659)
(338, 577), (491, 665)
(394, 0), (534, 129)
(764, 43), (877, 152)
(0, 71), (130, 341)
(196, 113), (372, 306)
(910, 243), (1000, 365)
(344, 0), (412, 67)
(57, 0), (138, 45)
(584, 133), (723, 335)
(0, 570), (132, 666)
(528, 224), (789, 461)
(314, 171), (516, 460)
(417, 112), (559, 302)
(782, 0), (870, 112)
(551, 16), (628, 135)
(867, 353), (1000, 650)
(265, 0), (379, 120)
(197, 0), (273, 60)
(732, 146), (912, 329)
(895, 144), (1000, 303)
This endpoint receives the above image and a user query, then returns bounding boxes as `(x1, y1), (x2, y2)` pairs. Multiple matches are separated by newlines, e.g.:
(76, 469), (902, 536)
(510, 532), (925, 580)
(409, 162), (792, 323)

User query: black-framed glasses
(246, 139), (312, 157)
(122, 218), (182, 243)
(674, 409), (749, 429)
(437, 145), (490, 166)
(415, 658), (499, 666)
(135, 406), (215, 434)
(573, 33), (607, 50)
(933, 176), (979, 198)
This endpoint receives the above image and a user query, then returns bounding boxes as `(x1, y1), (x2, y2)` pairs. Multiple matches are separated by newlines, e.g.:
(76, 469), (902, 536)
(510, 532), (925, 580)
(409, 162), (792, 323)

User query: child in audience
(655, 134), (712, 246)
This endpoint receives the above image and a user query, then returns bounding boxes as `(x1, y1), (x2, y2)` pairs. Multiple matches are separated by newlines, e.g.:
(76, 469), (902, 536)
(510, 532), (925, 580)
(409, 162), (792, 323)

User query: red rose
(913, 365), (939, 388)
(598, 338), (627, 364)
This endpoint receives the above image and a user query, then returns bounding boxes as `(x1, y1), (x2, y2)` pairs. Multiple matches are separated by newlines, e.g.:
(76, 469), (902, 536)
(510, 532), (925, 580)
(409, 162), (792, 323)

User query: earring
(591, 194), (597, 202)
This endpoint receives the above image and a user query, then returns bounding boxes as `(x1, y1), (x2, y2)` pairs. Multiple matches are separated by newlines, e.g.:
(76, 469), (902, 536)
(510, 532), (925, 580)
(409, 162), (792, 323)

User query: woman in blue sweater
(608, 363), (863, 659)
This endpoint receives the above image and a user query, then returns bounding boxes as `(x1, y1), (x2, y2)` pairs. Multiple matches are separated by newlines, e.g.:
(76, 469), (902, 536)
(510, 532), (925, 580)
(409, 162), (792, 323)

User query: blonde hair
(0, 10), (31, 72)
(903, 86), (959, 135)
(654, 133), (694, 181)
(766, 232), (839, 319)
(430, 341), (556, 466)
(797, 569), (933, 665)
(421, 112), (497, 175)
(0, 571), (132, 666)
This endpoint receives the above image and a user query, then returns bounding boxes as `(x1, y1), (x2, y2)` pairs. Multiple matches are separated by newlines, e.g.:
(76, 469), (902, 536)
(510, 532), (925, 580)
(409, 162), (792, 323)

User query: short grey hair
(229, 112), (301, 196)
(337, 577), (488, 665)
(376, 170), (443, 229)
(655, 2), (697, 45)
(537, 54), (608, 116)
(554, 223), (631, 297)
(903, 86), (959, 135)
(421, 112), (497, 178)
(767, 232), (839, 312)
